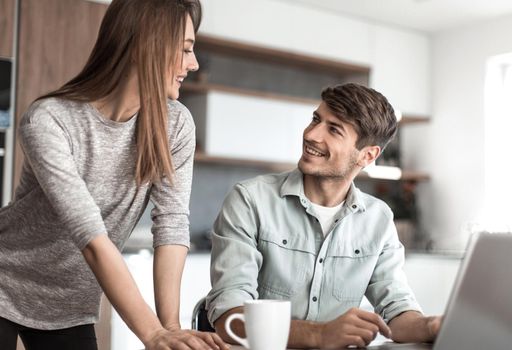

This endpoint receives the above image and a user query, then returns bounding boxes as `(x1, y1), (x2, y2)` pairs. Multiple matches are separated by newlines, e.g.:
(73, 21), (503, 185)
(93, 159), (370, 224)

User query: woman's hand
(145, 327), (230, 350)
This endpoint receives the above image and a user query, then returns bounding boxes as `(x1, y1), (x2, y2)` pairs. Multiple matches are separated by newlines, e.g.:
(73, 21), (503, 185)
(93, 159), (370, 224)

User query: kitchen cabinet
(13, 0), (107, 192)
(0, 0), (16, 58)
(110, 250), (461, 350)
(200, 0), (373, 66)
(199, 0), (431, 118)
(185, 90), (315, 163)
(111, 251), (213, 350)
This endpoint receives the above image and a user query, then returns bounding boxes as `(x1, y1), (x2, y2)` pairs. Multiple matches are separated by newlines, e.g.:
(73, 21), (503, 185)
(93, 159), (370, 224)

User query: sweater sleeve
(18, 103), (107, 250)
(149, 102), (195, 248)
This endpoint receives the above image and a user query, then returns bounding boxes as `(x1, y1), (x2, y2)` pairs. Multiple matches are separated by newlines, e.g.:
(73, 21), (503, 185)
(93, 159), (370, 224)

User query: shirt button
(312, 296), (318, 302)
(354, 249), (360, 254)
(352, 204), (357, 209)
(334, 219), (339, 223)
(282, 239), (288, 245)
(319, 258), (323, 263)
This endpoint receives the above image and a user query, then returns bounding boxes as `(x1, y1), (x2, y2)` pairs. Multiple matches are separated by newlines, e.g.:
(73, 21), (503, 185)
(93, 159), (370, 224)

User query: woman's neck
(92, 66), (140, 122)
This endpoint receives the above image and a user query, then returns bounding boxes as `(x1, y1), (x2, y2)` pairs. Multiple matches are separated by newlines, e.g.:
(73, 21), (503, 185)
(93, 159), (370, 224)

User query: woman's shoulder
(166, 99), (195, 131)
(30, 96), (83, 113)
(167, 99), (192, 119)
(22, 97), (84, 128)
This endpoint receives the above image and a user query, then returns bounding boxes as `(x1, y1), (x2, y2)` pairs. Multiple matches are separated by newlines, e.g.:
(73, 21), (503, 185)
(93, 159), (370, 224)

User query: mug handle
(224, 313), (249, 349)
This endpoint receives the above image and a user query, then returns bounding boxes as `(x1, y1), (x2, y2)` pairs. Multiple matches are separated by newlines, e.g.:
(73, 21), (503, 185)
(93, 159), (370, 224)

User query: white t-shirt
(311, 201), (344, 236)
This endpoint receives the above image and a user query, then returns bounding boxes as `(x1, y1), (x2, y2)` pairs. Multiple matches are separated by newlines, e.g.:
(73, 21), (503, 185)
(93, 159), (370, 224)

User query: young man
(206, 84), (441, 349)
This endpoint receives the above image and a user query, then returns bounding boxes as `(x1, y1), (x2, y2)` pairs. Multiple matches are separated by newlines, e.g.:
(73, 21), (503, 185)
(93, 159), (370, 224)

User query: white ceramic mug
(225, 299), (291, 350)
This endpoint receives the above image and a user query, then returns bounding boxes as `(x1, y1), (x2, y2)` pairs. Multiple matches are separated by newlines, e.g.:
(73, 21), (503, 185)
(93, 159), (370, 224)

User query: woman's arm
(153, 244), (229, 350)
(153, 244), (187, 329)
(83, 235), (225, 349)
(82, 235), (164, 345)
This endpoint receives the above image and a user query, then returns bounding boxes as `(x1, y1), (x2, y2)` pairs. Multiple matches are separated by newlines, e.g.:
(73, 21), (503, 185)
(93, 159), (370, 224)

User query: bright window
(483, 54), (512, 231)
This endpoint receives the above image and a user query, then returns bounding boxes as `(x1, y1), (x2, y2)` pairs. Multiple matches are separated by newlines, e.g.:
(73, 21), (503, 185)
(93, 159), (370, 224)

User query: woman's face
(168, 15), (199, 100)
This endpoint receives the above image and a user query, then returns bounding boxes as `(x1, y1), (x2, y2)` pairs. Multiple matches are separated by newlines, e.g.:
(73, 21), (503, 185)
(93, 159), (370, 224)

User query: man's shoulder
(357, 189), (394, 219)
(237, 170), (293, 192)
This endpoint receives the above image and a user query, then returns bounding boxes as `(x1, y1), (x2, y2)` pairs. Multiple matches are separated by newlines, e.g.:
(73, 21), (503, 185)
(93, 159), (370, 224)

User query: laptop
(369, 232), (512, 350)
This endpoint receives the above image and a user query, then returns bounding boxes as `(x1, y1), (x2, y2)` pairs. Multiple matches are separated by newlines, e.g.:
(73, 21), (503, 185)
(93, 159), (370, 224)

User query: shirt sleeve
(365, 212), (423, 323)
(206, 183), (263, 324)
(150, 103), (195, 248)
(18, 103), (107, 250)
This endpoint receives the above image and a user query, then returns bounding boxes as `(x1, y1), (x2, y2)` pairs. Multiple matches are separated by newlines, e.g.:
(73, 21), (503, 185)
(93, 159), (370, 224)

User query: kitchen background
(2, 0), (512, 349)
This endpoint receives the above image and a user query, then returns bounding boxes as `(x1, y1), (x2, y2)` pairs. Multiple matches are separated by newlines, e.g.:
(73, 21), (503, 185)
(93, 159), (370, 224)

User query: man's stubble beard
(298, 151), (360, 181)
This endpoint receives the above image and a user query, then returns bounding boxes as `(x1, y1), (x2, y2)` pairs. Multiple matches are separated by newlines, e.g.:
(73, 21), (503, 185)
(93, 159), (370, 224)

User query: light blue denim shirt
(207, 169), (422, 325)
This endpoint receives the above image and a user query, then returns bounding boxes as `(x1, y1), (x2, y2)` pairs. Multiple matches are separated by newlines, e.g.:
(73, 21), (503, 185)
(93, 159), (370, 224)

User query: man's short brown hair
(321, 83), (398, 150)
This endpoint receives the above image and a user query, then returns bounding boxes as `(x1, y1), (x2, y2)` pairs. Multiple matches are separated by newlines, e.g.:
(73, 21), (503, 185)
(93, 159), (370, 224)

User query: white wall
(200, 0), (373, 66)
(402, 14), (512, 250)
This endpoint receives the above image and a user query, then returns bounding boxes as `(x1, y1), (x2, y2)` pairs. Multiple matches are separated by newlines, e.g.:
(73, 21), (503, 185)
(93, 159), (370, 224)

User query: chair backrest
(191, 296), (215, 332)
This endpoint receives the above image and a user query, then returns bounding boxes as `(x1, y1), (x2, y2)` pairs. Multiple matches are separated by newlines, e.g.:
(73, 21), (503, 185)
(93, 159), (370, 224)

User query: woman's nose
(188, 56), (199, 72)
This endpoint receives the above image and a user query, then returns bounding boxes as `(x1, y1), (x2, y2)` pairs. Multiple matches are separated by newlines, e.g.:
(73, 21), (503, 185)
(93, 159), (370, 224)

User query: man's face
(298, 101), (362, 179)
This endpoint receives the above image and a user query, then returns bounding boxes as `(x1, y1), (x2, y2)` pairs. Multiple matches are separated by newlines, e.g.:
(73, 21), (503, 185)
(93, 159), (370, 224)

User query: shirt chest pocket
(257, 229), (315, 298)
(328, 244), (380, 302)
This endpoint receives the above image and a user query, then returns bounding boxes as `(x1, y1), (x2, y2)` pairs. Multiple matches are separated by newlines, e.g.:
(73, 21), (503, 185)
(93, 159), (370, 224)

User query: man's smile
(304, 143), (326, 157)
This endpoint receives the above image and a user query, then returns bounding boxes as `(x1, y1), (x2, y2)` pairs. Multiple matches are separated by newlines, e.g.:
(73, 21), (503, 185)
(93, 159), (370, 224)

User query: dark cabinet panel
(13, 0), (107, 192)
(0, 0), (15, 58)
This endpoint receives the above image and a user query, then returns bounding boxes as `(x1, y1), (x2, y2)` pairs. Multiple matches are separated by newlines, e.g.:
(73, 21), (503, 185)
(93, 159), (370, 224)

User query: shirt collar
(280, 168), (366, 213)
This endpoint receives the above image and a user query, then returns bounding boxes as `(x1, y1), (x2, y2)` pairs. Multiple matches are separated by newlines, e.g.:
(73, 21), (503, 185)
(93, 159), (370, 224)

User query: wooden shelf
(400, 114), (430, 125)
(194, 151), (295, 173)
(194, 151), (429, 182)
(182, 82), (430, 124)
(195, 34), (370, 77)
(181, 81), (319, 106)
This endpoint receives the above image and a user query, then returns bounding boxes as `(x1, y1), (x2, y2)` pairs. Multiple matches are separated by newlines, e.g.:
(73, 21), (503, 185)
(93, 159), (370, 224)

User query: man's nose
(304, 123), (324, 142)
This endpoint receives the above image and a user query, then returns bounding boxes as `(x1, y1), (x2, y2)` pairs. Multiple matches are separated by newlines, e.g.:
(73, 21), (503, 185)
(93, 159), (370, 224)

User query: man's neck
(303, 174), (353, 207)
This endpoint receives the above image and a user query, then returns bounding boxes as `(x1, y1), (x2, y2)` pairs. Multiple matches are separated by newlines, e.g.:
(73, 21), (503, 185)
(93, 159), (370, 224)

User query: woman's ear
(358, 145), (381, 168)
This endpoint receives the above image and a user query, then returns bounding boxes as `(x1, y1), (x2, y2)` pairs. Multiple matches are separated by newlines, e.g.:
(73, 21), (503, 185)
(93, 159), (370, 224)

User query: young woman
(0, 1), (227, 349)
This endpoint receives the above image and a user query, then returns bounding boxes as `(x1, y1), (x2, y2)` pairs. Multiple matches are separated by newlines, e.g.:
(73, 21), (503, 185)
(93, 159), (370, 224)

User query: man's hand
(317, 307), (392, 349)
(388, 311), (443, 343)
(217, 306), (391, 349)
(426, 316), (443, 340)
(145, 327), (230, 350)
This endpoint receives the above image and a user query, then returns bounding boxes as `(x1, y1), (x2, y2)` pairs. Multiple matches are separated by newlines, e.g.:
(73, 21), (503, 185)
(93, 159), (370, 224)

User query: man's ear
(358, 145), (381, 168)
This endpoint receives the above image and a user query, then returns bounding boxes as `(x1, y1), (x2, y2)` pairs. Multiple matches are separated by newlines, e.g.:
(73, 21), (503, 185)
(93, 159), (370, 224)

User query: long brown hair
(38, 0), (202, 185)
